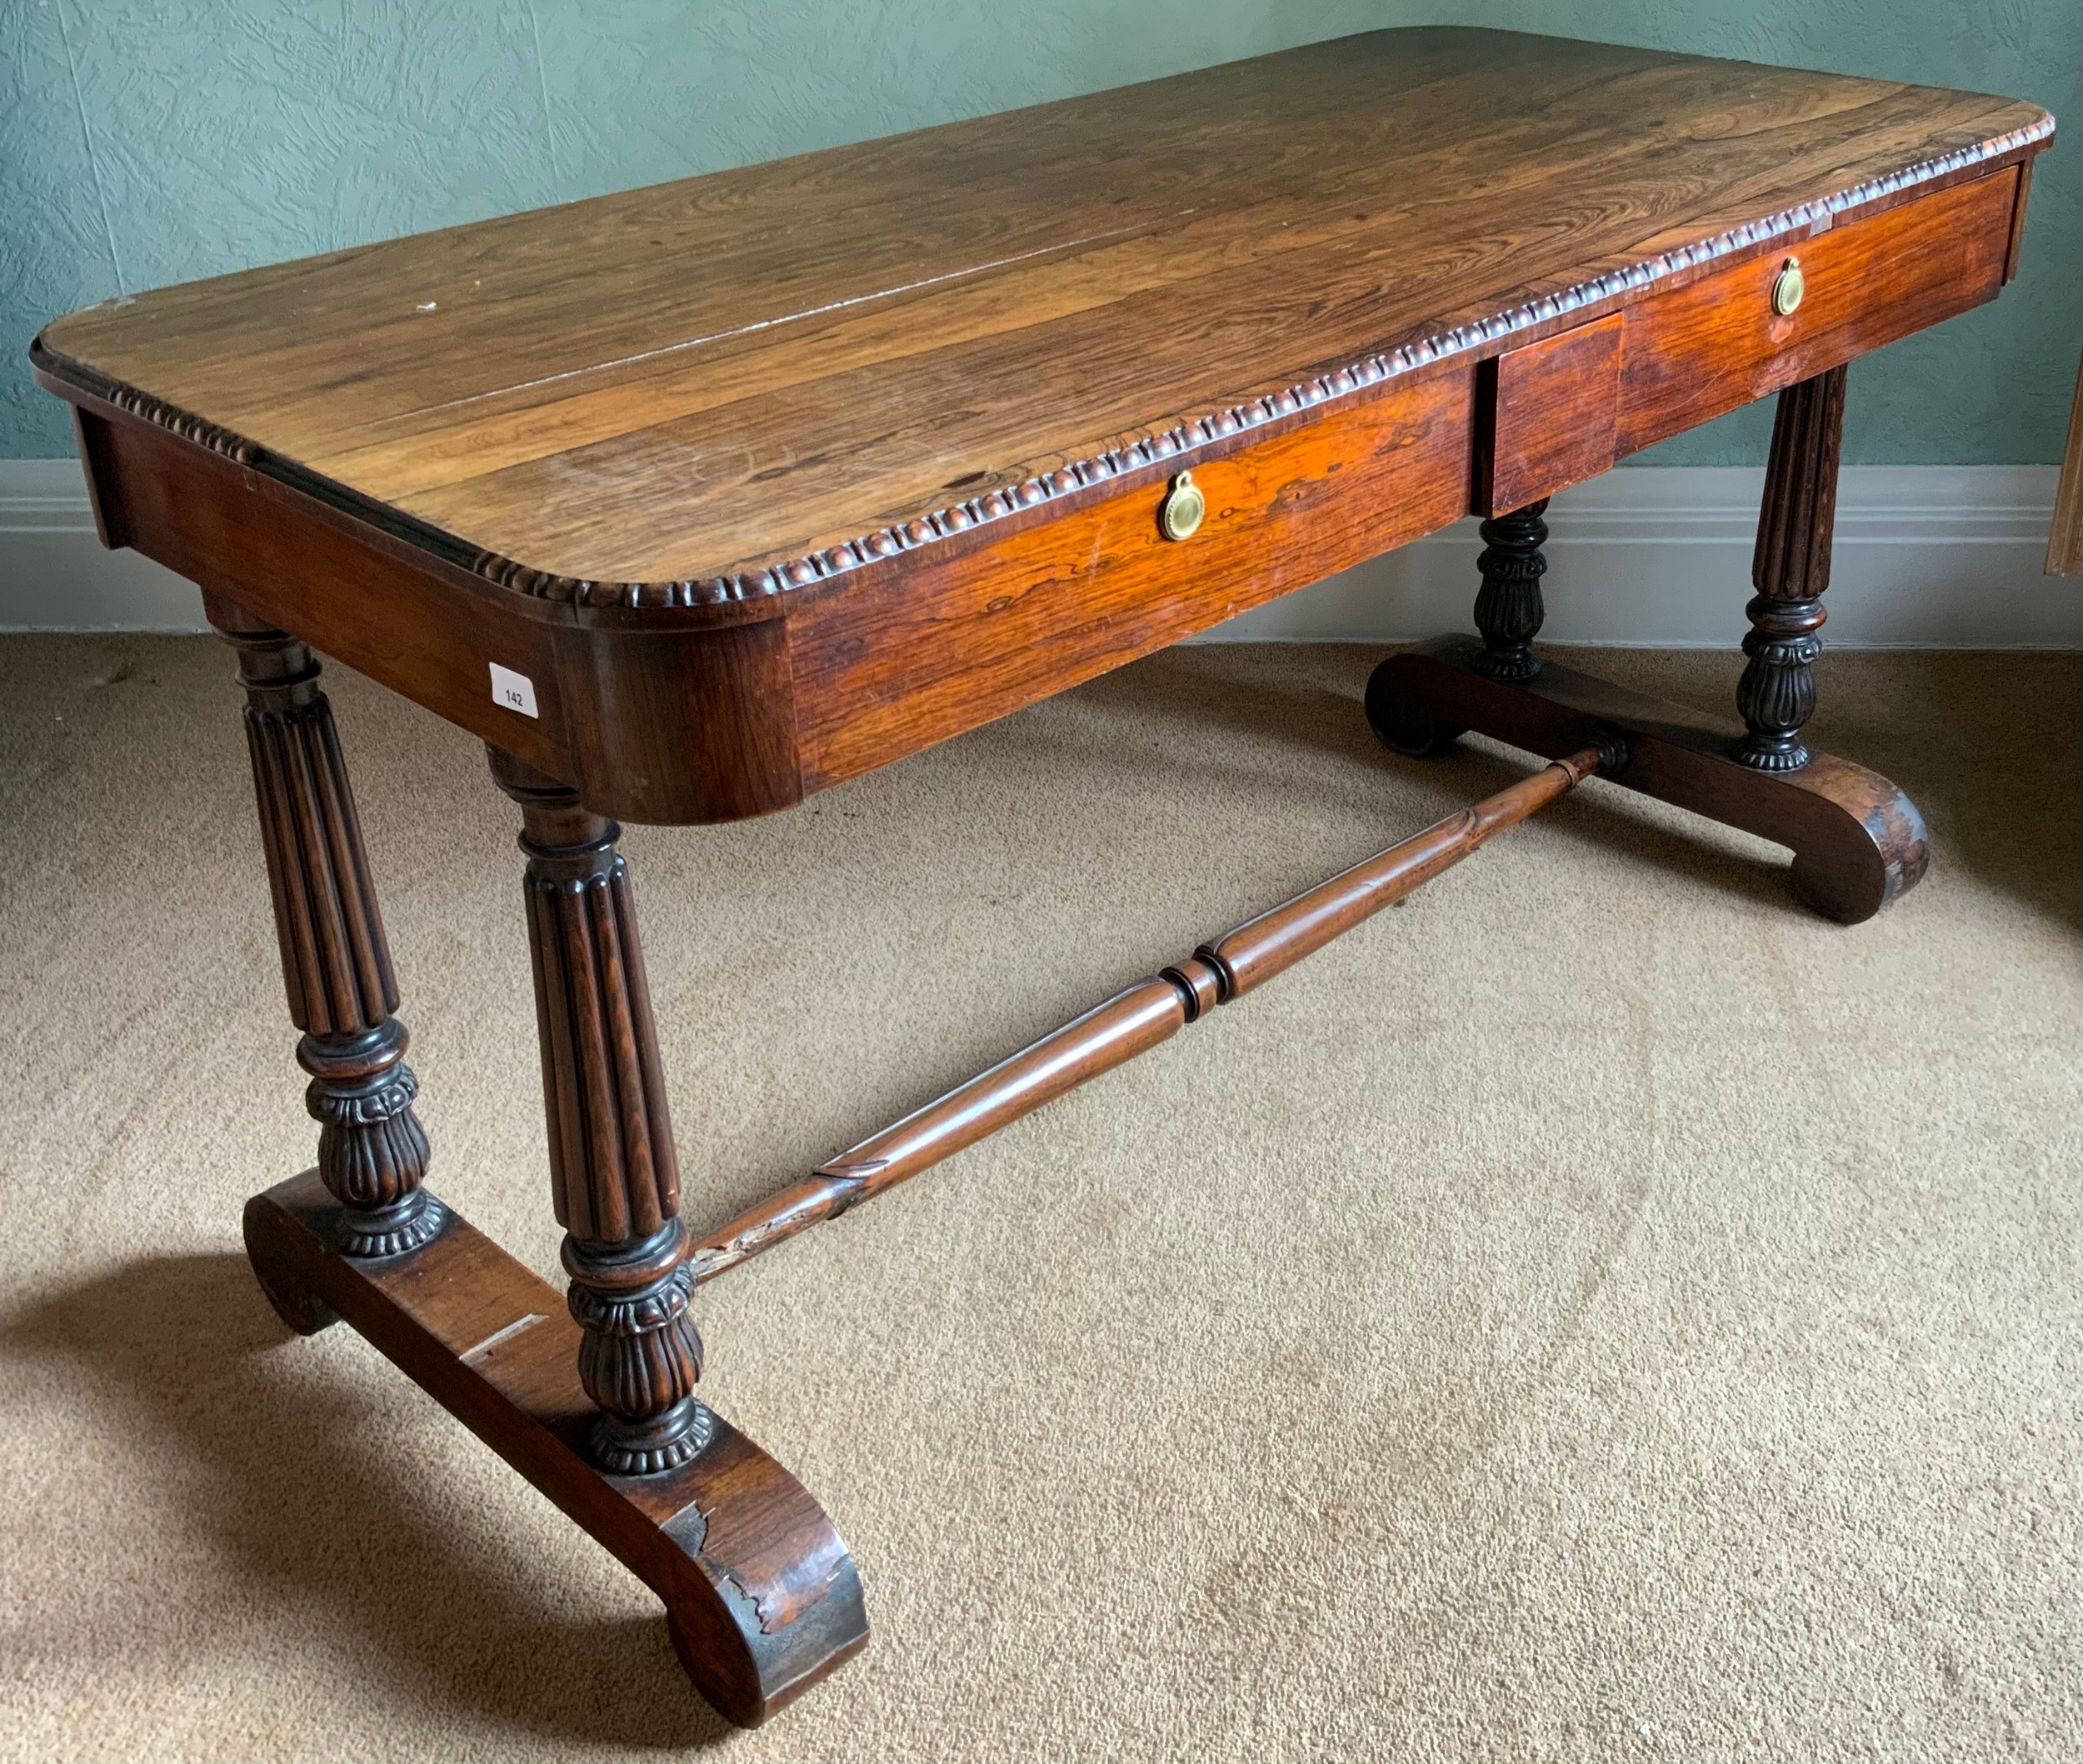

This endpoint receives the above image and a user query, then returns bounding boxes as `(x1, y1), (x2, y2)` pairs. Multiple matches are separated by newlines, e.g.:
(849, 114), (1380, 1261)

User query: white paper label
(488, 662), (539, 718)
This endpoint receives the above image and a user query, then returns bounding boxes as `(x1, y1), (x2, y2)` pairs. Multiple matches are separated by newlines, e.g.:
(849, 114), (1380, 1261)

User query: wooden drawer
(1616, 166), (2021, 453)
(788, 364), (1476, 793)
(1471, 164), (2022, 513)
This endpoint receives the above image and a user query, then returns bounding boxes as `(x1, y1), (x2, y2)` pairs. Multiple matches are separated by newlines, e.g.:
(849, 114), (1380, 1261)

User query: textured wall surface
(2, 0), (2076, 462)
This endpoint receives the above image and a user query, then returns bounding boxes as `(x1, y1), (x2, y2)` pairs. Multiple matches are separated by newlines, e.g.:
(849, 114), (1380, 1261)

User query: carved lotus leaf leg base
(1365, 635), (1929, 923)
(241, 1170), (869, 1727)
(298, 1023), (447, 1258)
(563, 1223), (714, 1476)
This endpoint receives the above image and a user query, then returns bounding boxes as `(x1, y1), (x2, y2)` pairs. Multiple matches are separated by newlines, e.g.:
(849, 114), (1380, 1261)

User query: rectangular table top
(35, 27), (2050, 605)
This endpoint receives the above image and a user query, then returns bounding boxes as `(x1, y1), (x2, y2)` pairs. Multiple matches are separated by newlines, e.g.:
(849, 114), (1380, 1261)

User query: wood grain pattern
(1480, 316), (1621, 515)
(789, 362), (1473, 792)
(32, 29), (2049, 605)
(242, 1171), (867, 1726)
(44, 31), (2046, 1737)
(84, 409), (576, 775)
(2004, 157), (2035, 283)
(553, 617), (802, 824)
(27, 30), (2054, 828)
(1615, 164), (2020, 455)
(1366, 636), (1927, 922)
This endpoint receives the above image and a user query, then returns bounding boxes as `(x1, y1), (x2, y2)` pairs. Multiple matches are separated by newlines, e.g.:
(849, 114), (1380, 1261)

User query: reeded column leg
(487, 747), (711, 1476)
(208, 596), (441, 1265)
(1471, 497), (1550, 682)
(1734, 365), (1846, 771)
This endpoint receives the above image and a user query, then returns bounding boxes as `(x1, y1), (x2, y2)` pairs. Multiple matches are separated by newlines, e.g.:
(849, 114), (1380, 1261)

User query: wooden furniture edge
(2049, 353), (2083, 575)
(51, 392), (813, 822)
(27, 114), (2051, 616)
(2003, 155), (2036, 283)
(242, 1169), (870, 1727)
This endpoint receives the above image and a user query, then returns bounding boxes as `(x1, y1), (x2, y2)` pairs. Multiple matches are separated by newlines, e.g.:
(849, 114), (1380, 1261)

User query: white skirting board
(1, 457), (2074, 648)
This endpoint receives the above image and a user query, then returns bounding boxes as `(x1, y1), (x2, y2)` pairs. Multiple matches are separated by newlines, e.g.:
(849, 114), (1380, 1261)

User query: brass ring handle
(1160, 470), (1206, 541)
(1771, 255), (1805, 317)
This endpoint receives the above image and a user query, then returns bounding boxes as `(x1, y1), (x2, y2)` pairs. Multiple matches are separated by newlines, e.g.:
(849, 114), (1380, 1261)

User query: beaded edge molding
(37, 112), (2052, 613)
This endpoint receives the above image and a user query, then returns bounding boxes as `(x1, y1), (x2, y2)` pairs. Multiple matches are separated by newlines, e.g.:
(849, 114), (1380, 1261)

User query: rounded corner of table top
(26, 327), (89, 397)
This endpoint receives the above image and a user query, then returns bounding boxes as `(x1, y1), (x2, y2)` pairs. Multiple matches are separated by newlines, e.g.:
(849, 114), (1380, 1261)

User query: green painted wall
(2, 2), (2074, 463)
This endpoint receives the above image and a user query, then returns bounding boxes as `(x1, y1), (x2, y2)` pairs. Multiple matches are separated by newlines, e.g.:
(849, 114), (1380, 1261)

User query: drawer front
(1618, 165), (2021, 454)
(1480, 312), (1623, 515)
(790, 365), (1474, 792)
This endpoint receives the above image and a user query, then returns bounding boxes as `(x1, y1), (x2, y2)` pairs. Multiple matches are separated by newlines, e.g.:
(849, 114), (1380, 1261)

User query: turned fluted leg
(208, 597), (441, 1262)
(488, 748), (711, 1476)
(1471, 497), (1550, 682)
(1735, 365), (1846, 771)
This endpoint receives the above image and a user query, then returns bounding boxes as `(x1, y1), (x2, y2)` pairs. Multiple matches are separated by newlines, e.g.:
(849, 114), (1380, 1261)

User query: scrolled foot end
(1364, 657), (1466, 757)
(664, 1524), (872, 1728)
(242, 1192), (339, 1335)
(1788, 794), (1930, 925)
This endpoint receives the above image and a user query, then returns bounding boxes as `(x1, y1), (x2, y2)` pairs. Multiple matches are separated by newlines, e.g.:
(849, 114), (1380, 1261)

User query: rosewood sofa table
(32, 28), (2051, 1727)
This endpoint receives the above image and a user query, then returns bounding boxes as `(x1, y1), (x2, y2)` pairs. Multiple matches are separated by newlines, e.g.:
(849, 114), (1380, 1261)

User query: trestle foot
(1365, 636), (1928, 922)
(242, 1170), (868, 1727)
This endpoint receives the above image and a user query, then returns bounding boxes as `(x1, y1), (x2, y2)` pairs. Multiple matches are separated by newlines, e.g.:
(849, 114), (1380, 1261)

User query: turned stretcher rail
(686, 742), (1613, 1285)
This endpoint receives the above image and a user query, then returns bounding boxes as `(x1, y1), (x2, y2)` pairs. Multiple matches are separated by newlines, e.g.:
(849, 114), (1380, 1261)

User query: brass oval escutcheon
(1160, 470), (1206, 542)
(1771, 256), (1805, 317)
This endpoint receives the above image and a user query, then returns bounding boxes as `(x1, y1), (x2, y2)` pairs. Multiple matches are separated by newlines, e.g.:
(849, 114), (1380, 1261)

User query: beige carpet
(0, 637), (2075, 1762)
